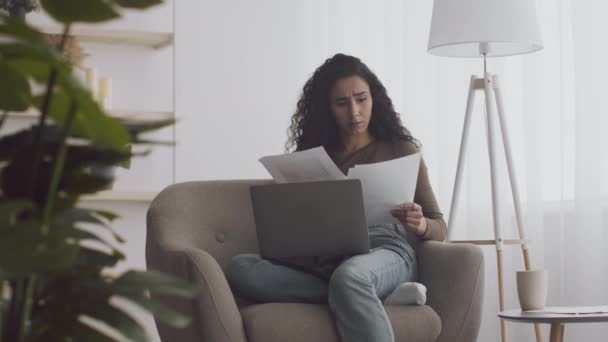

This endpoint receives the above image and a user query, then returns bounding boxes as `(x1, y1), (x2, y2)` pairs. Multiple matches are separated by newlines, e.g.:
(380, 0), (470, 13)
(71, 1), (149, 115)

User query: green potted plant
(0, 0), (196, 341)
(0, 0), (38, 18)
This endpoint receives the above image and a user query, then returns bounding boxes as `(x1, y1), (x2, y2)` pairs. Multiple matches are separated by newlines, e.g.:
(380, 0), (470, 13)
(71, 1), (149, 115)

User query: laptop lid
(250, 179), (369, 259)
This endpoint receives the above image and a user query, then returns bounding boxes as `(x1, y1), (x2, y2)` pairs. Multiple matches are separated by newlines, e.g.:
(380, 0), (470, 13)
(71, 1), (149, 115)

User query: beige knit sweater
(328, 138), (447, 242)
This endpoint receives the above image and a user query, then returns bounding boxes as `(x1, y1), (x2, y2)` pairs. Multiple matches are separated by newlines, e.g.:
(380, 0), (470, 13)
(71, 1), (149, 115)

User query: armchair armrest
(417, 241), (484, 342)
(147, 246), (248, 342)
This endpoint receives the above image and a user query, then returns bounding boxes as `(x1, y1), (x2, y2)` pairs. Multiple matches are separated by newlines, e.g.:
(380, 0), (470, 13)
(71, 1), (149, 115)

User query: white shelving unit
(5, 24), (176, 202)
(81, 190), (158, 202)
(41, 26), (173, 49)
(5, 109), (170, 202)
(7, 109), (174, 121)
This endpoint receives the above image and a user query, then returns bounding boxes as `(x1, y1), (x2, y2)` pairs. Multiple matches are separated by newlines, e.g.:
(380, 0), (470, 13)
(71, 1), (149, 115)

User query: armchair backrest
(147, 180), (273, 270)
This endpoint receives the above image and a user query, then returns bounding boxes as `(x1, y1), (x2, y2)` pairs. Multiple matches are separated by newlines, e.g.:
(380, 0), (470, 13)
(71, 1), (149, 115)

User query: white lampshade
(428, 0), (543, 58)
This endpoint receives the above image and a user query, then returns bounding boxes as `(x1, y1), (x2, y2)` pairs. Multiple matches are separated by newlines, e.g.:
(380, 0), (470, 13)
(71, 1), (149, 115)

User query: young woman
(226, 53), (447, 342)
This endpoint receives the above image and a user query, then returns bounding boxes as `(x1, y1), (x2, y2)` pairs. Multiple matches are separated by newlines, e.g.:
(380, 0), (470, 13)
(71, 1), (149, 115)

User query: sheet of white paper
(259, 146), (346, 183)
(526, 306), (608, 315)
(347, 153), (421, 226)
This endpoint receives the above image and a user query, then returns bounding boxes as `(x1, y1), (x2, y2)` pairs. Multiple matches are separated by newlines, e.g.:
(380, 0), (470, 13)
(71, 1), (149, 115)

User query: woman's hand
(390, 202), (428, 237)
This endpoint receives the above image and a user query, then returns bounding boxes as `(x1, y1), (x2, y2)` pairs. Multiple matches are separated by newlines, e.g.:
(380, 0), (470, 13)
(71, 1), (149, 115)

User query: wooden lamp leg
(524, 249), (544, 342)
(549, 323), (564, 342)
(493, 75), (543, 342)
(497, 250), (508, 342)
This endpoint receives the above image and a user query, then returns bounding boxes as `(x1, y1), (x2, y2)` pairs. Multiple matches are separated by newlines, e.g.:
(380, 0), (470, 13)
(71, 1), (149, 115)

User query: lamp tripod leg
(447, 76), (478, 239)
(482, 73), (508, 342)
(492, 75), (543, 342)
(497, 250), (508, 342)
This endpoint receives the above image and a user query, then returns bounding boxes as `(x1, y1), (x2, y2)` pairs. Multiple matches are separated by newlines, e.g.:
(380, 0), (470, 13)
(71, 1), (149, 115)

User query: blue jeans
(225, 248), (417, 342)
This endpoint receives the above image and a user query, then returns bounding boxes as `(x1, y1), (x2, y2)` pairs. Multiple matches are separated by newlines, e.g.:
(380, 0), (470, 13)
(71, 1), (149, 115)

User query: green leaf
(0, 16), (45, 44)
(91, 209), (120, 222)
(121, 295), (191, 328)
(0, 60), (32, 111)
(31, 91), (130, 151)
(1, 42), (67, 72)
(63, 144), (131, 169)
(50, 220), (123, 252)
(114, 270), (198, 298)
(62, 208), (107, 226)
(61, 169), (114, 194)
(65, 321), (118, 342)
(40, 0), (120, 23)
(0, 200), (34, 226)
(130, 138), (174, 146)
(0, 221), (80, 277)
(77, 247), (124, 268)
(122, 117), (175, 134)
(82, 306), (148, 342)
(9, 59), (60, 88)
(61, 208), (124, 242)
(0, 124), (62, 162)
(114, 0), (162, 9)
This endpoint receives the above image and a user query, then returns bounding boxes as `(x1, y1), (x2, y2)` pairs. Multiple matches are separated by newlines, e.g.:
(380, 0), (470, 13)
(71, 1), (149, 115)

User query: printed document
(259, 147), (421, 225)
(347, 152), (421, 225)
(259, 147), (345, 183)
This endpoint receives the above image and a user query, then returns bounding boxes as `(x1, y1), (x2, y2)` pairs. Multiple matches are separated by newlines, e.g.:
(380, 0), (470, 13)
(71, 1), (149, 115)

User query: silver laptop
(250, 179), (370, 259)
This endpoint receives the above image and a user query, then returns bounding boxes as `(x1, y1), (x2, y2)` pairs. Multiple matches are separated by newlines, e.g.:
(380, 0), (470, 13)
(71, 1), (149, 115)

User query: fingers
(390, 209), (406, 218)
(391, 202), (424, 230)
(408, 211), (423, 218)
(390, 208), (423, 218)
(390, 211), (401, 220)
(399, 202), (422, 211)
(405, 217), (422, 226)
(389, 210), (422, 232)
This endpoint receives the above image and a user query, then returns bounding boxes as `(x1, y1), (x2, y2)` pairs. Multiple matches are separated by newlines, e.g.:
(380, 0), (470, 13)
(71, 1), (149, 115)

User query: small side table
(499, 308), (608, 342)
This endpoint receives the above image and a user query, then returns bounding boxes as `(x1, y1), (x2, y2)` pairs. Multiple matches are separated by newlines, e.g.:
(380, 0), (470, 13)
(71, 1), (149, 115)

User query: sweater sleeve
(415, 158), (447, 241)
(395, 140), (447, 242)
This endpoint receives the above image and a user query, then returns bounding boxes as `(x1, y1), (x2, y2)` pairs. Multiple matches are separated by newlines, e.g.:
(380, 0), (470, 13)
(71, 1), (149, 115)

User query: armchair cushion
(241, 303), (440, 342)
(146, 180), (484, 342)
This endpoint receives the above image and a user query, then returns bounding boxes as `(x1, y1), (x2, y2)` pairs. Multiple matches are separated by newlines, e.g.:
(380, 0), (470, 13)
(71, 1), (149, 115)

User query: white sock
(384, 282), (427, 306)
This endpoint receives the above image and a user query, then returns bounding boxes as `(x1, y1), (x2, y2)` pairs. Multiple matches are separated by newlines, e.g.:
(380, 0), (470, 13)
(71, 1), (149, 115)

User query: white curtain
(327, 0), (608, 340)
(178, 0), (607, 339)
(375, 0), (608, 340)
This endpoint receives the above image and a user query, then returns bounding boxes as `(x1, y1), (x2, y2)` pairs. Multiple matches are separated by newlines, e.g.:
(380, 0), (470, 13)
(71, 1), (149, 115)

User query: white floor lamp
(427, 1), (543, 342)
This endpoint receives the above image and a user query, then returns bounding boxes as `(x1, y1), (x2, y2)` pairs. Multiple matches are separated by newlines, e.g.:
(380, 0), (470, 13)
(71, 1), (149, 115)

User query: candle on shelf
(84, 67), (98, 100)
(74, 67), (87, 87)
(99, 77), (113, 110)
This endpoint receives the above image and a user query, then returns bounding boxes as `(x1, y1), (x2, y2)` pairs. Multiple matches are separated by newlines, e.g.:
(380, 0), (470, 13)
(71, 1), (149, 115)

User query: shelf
(115, 110), (174, 123)
(40, 26), (173, 49)
(6, 109), (174, 122)
(80, 191), (157, 202)
(449, 239), (530, 246)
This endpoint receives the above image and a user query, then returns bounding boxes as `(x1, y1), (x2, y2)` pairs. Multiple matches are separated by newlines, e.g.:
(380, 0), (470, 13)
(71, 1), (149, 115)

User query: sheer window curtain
(380, 0), (608, 340)
(216, 0), (607, 339)
(180, 0), (606, 339)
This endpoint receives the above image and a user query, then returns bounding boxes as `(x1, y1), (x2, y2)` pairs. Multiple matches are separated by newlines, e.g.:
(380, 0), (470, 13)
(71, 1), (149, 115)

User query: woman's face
(330, 75), (373, 139)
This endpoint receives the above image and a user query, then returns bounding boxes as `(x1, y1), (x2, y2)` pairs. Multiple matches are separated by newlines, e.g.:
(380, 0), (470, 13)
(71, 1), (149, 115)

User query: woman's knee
(225, 254), (262, 287)
(329, 262), (373, 295)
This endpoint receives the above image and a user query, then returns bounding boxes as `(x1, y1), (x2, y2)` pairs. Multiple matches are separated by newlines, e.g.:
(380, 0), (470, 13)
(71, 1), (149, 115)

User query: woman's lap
(225, 248), (417, 304)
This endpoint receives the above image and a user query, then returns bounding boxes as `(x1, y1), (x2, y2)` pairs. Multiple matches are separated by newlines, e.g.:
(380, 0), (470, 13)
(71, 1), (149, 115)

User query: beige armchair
(146, 180), (484, 342)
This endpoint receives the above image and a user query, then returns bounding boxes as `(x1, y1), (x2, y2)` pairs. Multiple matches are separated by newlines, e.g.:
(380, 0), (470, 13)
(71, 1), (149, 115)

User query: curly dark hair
(285, 53), (419, 152)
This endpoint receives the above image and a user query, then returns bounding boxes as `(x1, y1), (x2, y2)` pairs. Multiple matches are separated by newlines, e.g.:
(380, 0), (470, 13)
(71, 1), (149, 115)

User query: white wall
(174, 1), (416, 182)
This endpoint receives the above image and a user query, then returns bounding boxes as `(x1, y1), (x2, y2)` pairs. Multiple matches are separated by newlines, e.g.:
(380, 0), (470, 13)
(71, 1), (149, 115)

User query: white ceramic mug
(516, 269), (547, 311)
